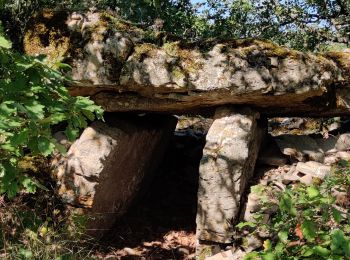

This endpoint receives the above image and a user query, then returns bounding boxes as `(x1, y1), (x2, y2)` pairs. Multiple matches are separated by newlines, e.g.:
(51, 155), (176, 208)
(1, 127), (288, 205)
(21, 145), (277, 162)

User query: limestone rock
(275, 135), (324, 162)
(335, 133), (350, 151)
(315, 136), (338, 154)
(242, 235), (263, 253)
(296, 161), (331, 179)
(196, 107), (264, 243)
(206, 249), (235, 260)
(23, 11), (350, 116)
(52, 114), (177, 236)
(300, 174), (313, 185)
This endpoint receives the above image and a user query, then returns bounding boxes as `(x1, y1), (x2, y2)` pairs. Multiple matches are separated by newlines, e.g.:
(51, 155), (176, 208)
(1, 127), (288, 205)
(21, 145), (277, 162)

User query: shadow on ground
(102, 129), (205, 259)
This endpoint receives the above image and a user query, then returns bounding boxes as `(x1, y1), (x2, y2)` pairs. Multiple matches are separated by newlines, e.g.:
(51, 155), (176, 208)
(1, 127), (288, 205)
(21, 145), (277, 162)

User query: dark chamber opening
(104, 126), (206, 259)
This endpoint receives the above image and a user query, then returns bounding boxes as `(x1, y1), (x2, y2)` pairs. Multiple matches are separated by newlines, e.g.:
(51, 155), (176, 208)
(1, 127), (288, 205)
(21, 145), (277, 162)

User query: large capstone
(196, 107), (264, 247)
(52, 114), (177, 236)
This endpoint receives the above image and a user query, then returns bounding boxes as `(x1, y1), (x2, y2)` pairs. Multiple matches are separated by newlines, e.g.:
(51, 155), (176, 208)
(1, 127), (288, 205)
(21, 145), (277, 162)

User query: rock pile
(208, 131), (350, 259)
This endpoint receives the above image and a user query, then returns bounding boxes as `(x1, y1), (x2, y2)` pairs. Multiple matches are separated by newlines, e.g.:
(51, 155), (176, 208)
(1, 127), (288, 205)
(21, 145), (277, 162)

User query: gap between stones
(51, 110), (350, 259)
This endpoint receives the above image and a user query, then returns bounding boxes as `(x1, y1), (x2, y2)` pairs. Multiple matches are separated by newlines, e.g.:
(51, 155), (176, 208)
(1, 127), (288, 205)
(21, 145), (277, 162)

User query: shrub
(0, 23), (103, 197)
(239, 160), (350, 260)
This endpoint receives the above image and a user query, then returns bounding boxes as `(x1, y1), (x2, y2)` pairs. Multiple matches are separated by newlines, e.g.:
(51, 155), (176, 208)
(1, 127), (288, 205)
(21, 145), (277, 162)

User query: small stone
(282, 172), (300, 185)
(315, 136), (338, 154)
(176, 247), (190, 256)
(324, 153), (340, 165)
(242, 235), (263, 252)
(300, 174), (313, 185)
(206, 249), (234, 260)
(336, 151), (350, 160)
(196, 242), (221, 259)
(123, 247), (139, 256)
(275, 135), (324, 162)
(53, 131), (71, 148)
(335, 133), (350, 151)
(296, 161), (331, 179)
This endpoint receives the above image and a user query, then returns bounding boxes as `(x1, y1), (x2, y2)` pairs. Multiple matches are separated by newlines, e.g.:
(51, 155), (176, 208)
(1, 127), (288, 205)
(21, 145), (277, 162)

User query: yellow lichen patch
(230, 38), (302, 59)
(325, 51), (350, 81)
(178, 49), (204, 74)
(23, 11), (70, 66)
(162, 41), (203, 74)
(163, 41), (181, 56)
(100, 12), (144, 35)
(18, 156), (47, 173)
(171, 66), (185, 80)
(42, 9), (55, 19)
(133, 43), (158, 60)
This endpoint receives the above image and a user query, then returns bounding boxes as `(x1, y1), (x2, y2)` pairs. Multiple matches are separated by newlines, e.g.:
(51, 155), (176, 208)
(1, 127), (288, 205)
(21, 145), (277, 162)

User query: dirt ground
(101, 130), (205, 259)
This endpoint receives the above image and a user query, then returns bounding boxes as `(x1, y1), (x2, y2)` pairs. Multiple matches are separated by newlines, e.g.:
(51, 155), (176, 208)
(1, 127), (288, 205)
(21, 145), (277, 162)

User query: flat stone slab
(24, 10), (350, 116)
(296, 161), (331, 179)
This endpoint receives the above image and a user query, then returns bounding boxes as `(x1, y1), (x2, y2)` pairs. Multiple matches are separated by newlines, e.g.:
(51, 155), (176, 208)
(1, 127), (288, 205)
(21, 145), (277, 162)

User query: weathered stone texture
(52, 114), (177, 235)
(23, 11), (350, 116)
(196, 107), (263, 244)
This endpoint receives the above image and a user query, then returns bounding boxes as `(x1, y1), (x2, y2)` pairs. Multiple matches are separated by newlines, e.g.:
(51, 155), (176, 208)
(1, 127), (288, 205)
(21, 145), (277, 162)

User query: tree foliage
(1, 0), (349, 51)
(1, 0), (350, 51)
(0, 23), (103, 197)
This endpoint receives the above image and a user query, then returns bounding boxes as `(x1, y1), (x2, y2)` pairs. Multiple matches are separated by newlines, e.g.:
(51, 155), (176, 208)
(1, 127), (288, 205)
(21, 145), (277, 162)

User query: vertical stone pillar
(196, 107), (263, 258)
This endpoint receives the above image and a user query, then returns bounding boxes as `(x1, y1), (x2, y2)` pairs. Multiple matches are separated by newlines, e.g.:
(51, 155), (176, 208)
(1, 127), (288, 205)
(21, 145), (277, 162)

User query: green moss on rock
(24, 10), (70, 64)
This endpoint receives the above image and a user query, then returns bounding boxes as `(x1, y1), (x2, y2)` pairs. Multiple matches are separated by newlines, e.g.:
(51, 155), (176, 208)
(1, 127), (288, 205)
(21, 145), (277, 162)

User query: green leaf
(331, 229), (350, 255)
(10, 129), (29, 146)
(279, 192), (297, 216)
(37, 136), (55, 156)
(24, 100), (45, 119)
(313, 246), (330, 257)
(307, 186), (320, 199)
(18, 248), (33, 258)
(0, 101), (16, 114)
(244, 252), (259, 260)
(332, 208), (343, 223)
(236, 221), (257, 229)
(55, 143), (67, 155)
(262, 252), (275, 260)
(65, 125), (79, 142)
(301, 220), (317, 242)
(278, 230), (288, 244)
(302, 247), (314, 257)
(263, 239), (272, 251)
(0, 35), (12, 49)
(21, 177), (37, 194)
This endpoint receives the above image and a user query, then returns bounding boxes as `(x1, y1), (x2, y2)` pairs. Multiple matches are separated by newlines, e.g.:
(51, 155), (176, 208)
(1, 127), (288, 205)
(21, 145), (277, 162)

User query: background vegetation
(0, 0), (349, 259)
(0, 0), (349, 51)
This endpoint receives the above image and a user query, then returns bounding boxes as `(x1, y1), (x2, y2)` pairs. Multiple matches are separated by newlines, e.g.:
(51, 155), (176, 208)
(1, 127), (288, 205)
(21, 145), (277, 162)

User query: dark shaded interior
(102, 127), (206, 259)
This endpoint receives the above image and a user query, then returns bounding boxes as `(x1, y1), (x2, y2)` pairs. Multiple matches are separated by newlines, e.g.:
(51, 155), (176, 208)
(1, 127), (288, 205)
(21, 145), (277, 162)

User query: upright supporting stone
(196, 107), (263, 258)
(52, 114), (177, 237)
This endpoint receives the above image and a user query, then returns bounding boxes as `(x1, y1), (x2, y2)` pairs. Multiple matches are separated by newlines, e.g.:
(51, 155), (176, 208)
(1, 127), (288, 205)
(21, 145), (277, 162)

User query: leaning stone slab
(275, 135), (324, 162)
(52, 114), (177, 236)
(196, 107), (263, 245)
